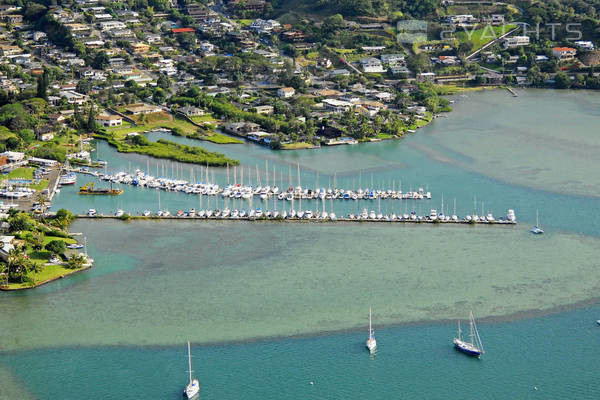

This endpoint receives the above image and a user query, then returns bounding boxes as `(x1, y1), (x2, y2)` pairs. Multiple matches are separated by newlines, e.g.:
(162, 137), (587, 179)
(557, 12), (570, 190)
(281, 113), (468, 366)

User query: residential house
(223, 121), (260, 136)
(446, 15), (478, 25)
(574, 41), (594, 50)
(254, 105), (274, 115)
(503, 36), (530, 48)
(179, 106), (204, 117)
(277, 87), (295, 98)
(95, 113), (123, 127)
(59, 90), (88, 105)
(380, 54), (405, 66)
(360, 57), (385, 73)
(416, 72), (436, 82)
(552, 47), (577, 60)
(124, 103), (162, 115)
(323, 99), (352, 113)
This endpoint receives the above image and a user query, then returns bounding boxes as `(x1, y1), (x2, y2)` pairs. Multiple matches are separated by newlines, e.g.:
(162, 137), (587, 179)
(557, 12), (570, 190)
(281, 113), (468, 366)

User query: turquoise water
(3, 89), (600, 398)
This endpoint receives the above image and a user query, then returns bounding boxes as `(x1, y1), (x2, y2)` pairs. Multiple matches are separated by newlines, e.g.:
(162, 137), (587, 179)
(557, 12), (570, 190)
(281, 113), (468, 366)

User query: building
(552, 47), (577, 60)
(323, 99), (352, 113)
(124, 104), (162, 115)
(446, 15), (477, 25)
(223, 122), (260, 136)
(59, 90), (88, 105)
(0, 151), (25, 162)
(359, 57), (385, 73)
(491, 14), (505, 25)
(95, 114), (123, 127)
(380, 54), (405, 66)
(254, 105), (274, 115)
(503, 36), (530, 48)
(179, 106), (204, 117)
(416, 72), (436, 82)
(574, 41), (594, 50)
(0, 236), (15, 261)
(277, 87), (295, 98)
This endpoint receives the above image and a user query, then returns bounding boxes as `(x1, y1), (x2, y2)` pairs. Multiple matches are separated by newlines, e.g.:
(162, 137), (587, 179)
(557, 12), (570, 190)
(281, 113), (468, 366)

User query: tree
(31, 231), (45, 251)
(55, 209), (74, 227)
(76, 79), (93, 94)
(36, 69), (49, 100)
(92, 51), (110, 69)
(8, 213), (33, 232)
(157, 74), (171, 89)
(45, 240), (66, 256)
(7, 246), (32, 283)
(66, 253), (86, 270)
(458, 41), (474, 57)
(87, 105), (96, 132)
(555, 71), (572, 88)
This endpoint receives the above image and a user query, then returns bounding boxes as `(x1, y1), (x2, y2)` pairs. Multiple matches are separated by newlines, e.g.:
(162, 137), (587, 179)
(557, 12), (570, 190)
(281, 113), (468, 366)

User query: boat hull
(453, 340), (482, 357)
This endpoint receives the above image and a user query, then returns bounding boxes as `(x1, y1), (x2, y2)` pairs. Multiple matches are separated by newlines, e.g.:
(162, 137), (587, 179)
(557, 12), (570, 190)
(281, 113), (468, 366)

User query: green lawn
(0, 167), (49, 191)
(107, 113), (199, 139)
(282, 142), (315, 150)
(190, 113), (218, 124)
(2, 263), (85, 290)
(198, 132), (243, 144)
(455, 24), (517, 50)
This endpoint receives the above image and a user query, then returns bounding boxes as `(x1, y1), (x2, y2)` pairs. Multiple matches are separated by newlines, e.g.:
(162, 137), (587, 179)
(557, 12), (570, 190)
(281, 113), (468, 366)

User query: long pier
(77, 214), (517, 225)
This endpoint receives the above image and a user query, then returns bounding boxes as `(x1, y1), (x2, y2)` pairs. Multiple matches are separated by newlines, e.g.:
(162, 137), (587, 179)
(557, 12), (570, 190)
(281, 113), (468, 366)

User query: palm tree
(7, 247), (29, 283)
(67, 254), (86, 270)
(34, 192), (48, 213)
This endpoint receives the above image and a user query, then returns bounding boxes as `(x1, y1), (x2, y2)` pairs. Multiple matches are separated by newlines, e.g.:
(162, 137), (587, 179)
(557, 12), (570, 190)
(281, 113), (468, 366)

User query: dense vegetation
(95, 132), (239, 166)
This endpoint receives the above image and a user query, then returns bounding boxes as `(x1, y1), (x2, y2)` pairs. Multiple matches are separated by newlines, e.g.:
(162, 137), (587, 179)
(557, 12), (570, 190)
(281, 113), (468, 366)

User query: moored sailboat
(366, 307), (377, 354)
(183, 341), (200, 399)
(531, 209), (544, 234)
(453, 311), (484, 357)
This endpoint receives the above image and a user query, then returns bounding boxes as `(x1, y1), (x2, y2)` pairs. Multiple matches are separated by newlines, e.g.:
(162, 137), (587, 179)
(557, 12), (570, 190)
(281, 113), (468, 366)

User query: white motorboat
(366, 307), (377, 354)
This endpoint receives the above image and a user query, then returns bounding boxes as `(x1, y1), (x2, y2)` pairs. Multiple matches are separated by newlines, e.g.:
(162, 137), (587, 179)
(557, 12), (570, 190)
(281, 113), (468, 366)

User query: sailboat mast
(469, 311), (475, 345)
(187, 341), (192, 385)
(369, 307), (373, 337)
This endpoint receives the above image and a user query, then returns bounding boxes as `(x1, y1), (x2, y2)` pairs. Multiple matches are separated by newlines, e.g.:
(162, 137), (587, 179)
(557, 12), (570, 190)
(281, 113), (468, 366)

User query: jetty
(77, 208), (517, 225)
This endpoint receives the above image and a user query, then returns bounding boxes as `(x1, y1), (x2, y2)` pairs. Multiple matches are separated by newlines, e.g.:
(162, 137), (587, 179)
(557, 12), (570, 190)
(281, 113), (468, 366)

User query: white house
(323, 99), (352, 113)
(574, 41), (594, 50)
(380, 54), (405, 65)
(95, 114), (123, 127)
(359, 57), (385, 73)
(503, 36), (530, 48)
(277, 87), (295, 98)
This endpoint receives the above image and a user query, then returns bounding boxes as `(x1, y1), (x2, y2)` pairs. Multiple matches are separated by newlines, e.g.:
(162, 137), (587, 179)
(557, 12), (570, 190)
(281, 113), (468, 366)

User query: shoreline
(0, 264), (92, 292)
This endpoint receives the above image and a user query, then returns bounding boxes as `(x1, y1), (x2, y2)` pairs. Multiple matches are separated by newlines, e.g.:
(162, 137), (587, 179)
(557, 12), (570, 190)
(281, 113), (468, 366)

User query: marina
(66, 167), (433, 201)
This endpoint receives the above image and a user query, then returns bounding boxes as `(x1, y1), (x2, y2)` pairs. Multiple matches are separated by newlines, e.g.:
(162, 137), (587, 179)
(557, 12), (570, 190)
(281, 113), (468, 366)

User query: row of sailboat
(72, 167), (432, 201)
(366, 309), (484, 357)
(183, 310), (484, 399)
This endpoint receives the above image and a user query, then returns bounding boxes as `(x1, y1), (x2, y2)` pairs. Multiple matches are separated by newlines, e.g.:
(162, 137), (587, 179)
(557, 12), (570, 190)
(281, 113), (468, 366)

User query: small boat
(366, 307), (377, 354)
(66, 243), (84, 249)
(58, 173), (77, 185)
(531, 209), (544, 234)
(453, 311), (484, 357)
(115, 209), (124, 217)
(87, 209), (97, 216)
(79, 182), (123, 196)
(142, 210), (151, 217)
(183, 341), (200, 399)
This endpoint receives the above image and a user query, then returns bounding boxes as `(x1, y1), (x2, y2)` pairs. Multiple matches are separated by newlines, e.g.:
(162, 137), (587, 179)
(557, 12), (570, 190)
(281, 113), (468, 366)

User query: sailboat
(531, 209), (544, 234)
(183, 341), (200, 399)
(453, 311), (484, 357)
(366, 307), (377, 354)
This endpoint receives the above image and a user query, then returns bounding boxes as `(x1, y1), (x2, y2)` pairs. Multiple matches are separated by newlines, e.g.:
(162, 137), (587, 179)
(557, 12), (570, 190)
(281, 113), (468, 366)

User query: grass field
(2, 264), (85, 290)
(0, 167), (49, 191)
(282, 142), (315, 150)
(108, 112), (199, 138)
(198, 132), (243, 144)
(455, 24), (517, 50)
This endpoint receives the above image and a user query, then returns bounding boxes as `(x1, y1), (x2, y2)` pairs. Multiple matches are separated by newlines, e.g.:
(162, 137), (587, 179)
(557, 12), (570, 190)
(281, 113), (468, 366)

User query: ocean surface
(1, 89), (600, 399)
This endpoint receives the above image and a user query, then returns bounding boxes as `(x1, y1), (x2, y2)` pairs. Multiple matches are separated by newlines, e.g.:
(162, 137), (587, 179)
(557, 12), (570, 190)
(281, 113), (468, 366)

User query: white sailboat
(531, 209), (544, 234)
(183, 341), (200, 399)
(453, 311), (484, 357)
(366, 307), (377, 354)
